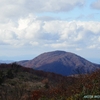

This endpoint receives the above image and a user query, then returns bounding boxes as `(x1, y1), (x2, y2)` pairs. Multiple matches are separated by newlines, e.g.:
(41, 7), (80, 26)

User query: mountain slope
(18, 51), (100, 76)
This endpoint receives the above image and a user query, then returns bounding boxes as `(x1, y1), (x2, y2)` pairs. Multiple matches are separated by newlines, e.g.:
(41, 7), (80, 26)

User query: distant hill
(18, 51), (100, 76)
(0, 60), (14, 64)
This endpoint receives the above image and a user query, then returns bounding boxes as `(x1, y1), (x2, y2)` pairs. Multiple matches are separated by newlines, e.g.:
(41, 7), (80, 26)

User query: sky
(0, 0), (100, 64)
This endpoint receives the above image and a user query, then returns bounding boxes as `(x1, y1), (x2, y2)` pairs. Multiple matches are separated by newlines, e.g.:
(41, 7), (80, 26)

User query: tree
(6, 69), (14, 79)
(0, 71), (5, 85)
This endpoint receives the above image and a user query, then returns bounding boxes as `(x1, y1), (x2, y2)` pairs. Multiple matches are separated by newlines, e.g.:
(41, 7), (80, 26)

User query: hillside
(0, 63), (76, 100)
(0, 63), (100, 100)
(18, 51), (100, 76)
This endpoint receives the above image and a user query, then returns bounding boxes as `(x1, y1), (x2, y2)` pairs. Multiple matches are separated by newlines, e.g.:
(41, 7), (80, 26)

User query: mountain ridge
(18, 50), (100, 76)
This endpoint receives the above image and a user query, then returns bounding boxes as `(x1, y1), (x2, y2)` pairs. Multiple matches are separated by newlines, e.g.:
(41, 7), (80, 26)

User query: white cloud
(50, 42), (76, 49)
(88, 45), (97, 49)
(76, 48), (82, 51)
(0, 0), (100, 62)
(0, 0), (85, 22)
(91, 0), (100, 10)
(0, 15), (100, 50)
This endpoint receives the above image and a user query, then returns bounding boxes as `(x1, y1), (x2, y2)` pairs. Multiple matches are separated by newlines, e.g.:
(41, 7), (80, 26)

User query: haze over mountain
(0, 60), (14, 64)
(18, 51), (100, 76)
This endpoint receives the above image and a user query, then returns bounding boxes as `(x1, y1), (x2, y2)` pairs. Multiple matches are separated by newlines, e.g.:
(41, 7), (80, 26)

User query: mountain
(0, 60), (14, 64)
(18, 50), (100, 76)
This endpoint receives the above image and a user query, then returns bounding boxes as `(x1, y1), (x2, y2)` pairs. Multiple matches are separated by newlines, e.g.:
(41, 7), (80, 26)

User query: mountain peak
(18, 50), (100, 76)
(45, 50), (67, 54)
(38, 50), (67, 57)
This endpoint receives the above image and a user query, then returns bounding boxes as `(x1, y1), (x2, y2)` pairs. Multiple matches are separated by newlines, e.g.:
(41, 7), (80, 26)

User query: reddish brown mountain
(18, 51), (100, 76)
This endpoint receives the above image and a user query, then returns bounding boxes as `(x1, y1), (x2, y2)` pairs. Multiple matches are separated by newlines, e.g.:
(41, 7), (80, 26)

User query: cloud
(0, 0), (85, 22)
(0, 0), (100, 62)
(0, 15), (100, 50)
(91, 0), (100, 10)
(88, 44), (97, 49)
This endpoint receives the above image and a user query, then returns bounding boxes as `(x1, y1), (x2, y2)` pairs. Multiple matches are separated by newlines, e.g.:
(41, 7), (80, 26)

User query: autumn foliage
(31, 70), (100, 100)
(0, 63), (100, 100)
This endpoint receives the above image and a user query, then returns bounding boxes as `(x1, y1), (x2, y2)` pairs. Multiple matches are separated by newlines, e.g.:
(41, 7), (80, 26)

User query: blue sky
(36, 0), (100, 21)
(0, 0), (100, 64)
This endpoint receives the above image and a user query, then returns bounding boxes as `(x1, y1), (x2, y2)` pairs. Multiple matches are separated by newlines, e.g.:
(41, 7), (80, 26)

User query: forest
(0, 63), (100, 100)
